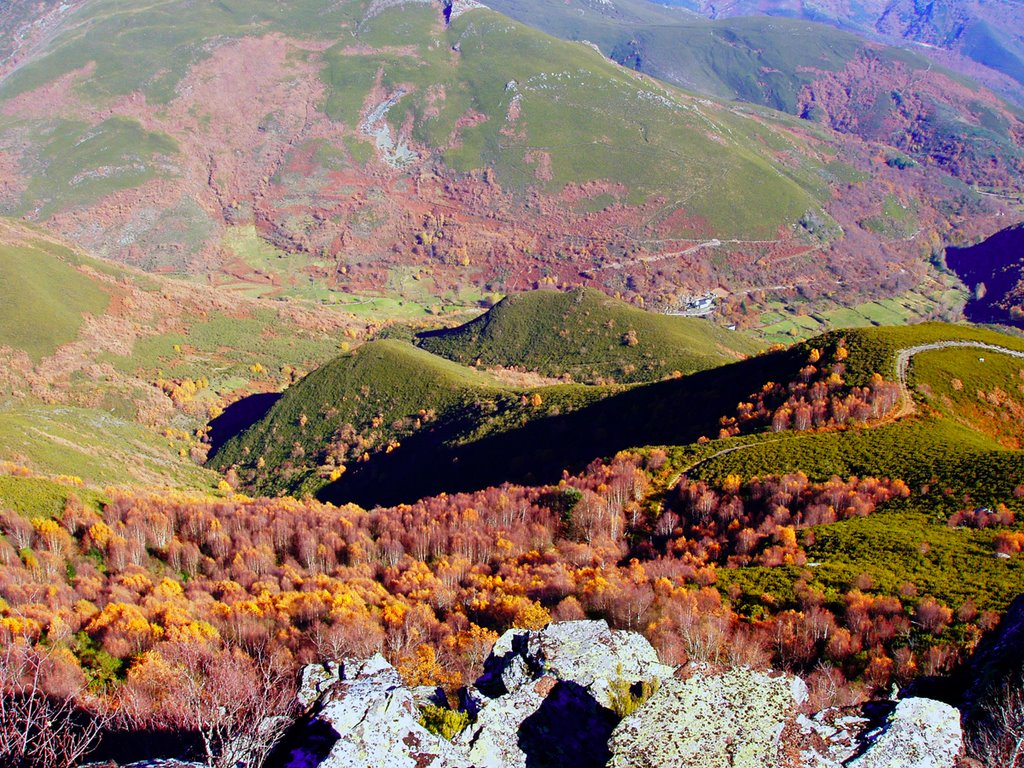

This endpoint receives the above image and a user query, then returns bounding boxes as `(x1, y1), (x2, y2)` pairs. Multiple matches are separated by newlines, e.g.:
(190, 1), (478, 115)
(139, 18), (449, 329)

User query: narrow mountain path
(663, 340), (1024, 489)
(892, 341), (1024, 418)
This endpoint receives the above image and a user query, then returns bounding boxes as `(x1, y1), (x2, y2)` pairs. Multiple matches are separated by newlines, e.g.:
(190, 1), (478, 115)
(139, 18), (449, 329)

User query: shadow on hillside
(85, 726), (204, 765)
(318, 349), (795, 508)
(207, 392), (281, 454)
(946, 223), (1024, 327)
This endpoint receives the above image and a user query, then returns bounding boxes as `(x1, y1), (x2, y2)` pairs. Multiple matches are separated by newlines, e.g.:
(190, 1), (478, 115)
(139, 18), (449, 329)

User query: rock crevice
(281, 620), (964, 768)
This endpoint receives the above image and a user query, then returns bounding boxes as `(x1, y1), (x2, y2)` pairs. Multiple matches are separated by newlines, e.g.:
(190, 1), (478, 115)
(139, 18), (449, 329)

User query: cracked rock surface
(608, 668), (802, 768)
(282, 621), (968, 768)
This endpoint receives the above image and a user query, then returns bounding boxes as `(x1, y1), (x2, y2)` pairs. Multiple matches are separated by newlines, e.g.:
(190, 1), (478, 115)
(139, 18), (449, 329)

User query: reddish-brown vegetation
(0, 452), (982, 753)
(649, 472), (910, 569)
(719, 340), (902, 438)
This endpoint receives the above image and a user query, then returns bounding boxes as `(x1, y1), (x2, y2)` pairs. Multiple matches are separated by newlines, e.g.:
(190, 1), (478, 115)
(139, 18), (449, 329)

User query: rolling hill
(484, 0), (1024, 190)
(655, 0), (1024, 102)
(416, 287), (761, 383)
(213, 287), (1024, 508)
(212, 288), (758, 497)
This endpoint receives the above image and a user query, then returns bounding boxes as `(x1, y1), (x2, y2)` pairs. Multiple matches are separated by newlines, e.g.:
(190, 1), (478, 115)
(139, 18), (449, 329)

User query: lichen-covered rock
(298, 662), (342, 710)
(313, 654), (471, 768)
(793, 709), (871, 767)
(455, 676), (551, 768)
(284, 625), (962, 768)
(480, 620), (673, 707)
(847, 698), (963, 768)
(409, 685), (448, 709)
(608, 668), (802, 768)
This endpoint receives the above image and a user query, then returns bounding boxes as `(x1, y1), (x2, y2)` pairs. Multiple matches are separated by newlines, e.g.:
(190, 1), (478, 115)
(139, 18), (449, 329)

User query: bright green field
(0, 475), (107, 519)
(0, 237), (110, 361)
(0, 399), (219, 489)
(756, 279), (970, 346)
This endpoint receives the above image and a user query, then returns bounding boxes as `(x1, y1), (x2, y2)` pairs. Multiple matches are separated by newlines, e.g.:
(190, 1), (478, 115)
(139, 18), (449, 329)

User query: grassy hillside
(416, 287), (761, 383)
(0, 0), (371, 103)
(210, 338), (624, 497)
(0, 232), (110, 362)
(0, 0), (1015, 326)
(0, 0), (832, 250)
(660, 0), (1024, 98)
(0, 219), (354, 490)
(911, 346), (1024, 448)
(215, 320), (1024, 507)
(484, 0), (1024, 190)
(318, 3), (823, 237)
(484, 2), (865, 112)
(0, 399), (217, 488)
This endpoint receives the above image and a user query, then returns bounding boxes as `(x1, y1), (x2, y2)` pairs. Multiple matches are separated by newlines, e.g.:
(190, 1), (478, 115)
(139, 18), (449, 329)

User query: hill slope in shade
(214, 317), (1024, 507)
(0, 0), (1014, 321)
(210, 337), (624, 499)
(417, 287), (760, 383)
(946, 223), (1024, 327)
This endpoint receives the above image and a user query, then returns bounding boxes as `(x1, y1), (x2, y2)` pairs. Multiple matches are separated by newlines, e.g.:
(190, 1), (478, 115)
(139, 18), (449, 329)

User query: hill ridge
(416, 287), (760, 383)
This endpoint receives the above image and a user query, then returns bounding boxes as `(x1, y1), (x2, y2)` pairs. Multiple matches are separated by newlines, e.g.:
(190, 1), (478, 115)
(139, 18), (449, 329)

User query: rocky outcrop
(477, 620), (674, 707)
(794, 708), (872, 767)
(848, 698), (963, 768)
(298, 661), (342, 710)
(456, 677), (550, 768)
(458, 620), (669, 768)
(283, 621), (968, 768)
(291, 655), (470, 768)
(608, 668), (806, 768)
(794, 697), (963, 768)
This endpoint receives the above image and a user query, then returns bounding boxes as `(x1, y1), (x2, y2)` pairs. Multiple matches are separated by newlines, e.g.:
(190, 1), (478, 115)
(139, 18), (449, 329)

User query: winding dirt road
(893, 341), (1024, 418)
(668, 340), (1024, 484)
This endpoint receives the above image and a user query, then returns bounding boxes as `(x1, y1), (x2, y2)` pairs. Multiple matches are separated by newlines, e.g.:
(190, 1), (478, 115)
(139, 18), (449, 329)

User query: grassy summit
(214, 314), (1024, 508)
(417, 287), (760, 383)
(214, 289), (759, 498)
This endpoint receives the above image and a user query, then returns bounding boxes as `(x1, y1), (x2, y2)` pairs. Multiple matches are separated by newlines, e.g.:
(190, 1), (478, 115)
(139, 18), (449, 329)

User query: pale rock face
(483, 620), (674, 707)
(455, 676), (551, 768)
(794, 709), (871, 767)
(282, 625), (968, 768)
(847, 698), (963, 768)
(298, 662), (342, 710)
(314, 654), (471, 768)
(608, 668), (802, 768)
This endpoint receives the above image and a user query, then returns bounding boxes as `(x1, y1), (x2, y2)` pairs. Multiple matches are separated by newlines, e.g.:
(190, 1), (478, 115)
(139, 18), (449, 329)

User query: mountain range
(657, 0), (1024, 101)
(0, 0), (1019, 330)
(1, 3), (1024, 766)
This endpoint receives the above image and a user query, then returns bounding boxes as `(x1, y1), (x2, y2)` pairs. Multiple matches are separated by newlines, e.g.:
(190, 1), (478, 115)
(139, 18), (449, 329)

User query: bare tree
(163, 642), (297, 768)
(973, 680), (1024, 768)
(0, 641), (111, 768)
